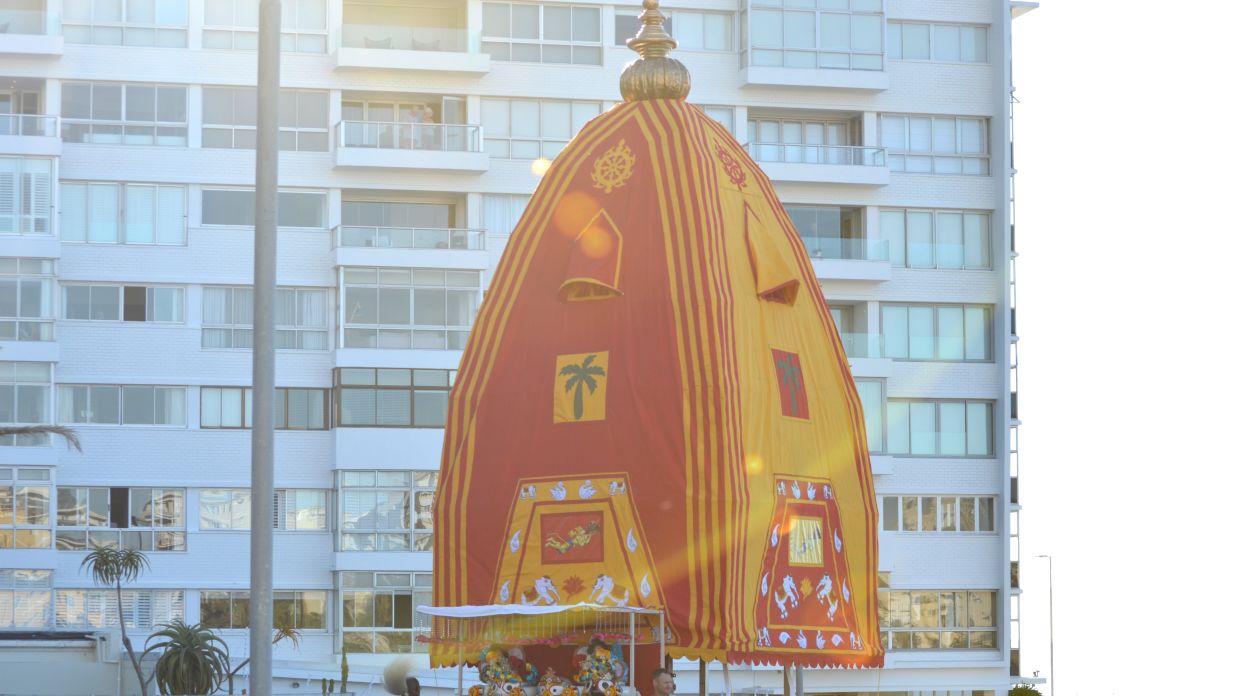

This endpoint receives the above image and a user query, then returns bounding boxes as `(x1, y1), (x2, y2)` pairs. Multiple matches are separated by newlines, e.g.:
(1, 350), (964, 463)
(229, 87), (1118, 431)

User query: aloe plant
(82, 548), (153, 696)
(142, 620), (230, 695)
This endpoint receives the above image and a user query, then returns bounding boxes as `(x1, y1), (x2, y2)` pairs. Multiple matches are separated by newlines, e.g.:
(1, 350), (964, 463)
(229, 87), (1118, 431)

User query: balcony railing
(837, 333), (883, 359)
(341, 23), (470, 53)
(0, 8), (52, 35)
(336, 121), (483, 153)
(335, 225), (485, 250)
(0, 113), (57, 137)
(801, 237), (889, 262)
(747, 143), (886, 166)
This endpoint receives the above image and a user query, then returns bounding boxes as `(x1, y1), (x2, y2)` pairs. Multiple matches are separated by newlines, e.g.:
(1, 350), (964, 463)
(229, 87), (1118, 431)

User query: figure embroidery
(544, 520), (601, 555)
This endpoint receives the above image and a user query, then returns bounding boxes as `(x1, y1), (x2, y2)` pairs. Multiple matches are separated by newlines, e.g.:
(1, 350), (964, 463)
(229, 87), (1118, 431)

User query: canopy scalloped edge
(416, 603), (664, 618)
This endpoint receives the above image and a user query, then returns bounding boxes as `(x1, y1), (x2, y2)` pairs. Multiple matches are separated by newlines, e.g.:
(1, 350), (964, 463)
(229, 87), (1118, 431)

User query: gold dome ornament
(619, 0), (691, 101)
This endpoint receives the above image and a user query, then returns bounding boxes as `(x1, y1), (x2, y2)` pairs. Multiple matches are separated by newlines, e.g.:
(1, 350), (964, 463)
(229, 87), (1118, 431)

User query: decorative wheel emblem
(591, 139), (636, 194)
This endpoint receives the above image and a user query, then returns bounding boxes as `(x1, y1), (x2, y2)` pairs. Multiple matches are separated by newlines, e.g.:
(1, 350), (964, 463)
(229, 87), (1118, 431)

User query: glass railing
(0, 318), (53, 342)
(800, 237), (889, 261)
(837, 333), (883, 359)
(335, 225), (485, 250)
(336, 121), (483, 153)
(0, 113), (57, 137)
(0, 9), (53, 36)
(62, 120), (187, 146)
(341, 23), (470, 53)
(746, 143), (886, 166)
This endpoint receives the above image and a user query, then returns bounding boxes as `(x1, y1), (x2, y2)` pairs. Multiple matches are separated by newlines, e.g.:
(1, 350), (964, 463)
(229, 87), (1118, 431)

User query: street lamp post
(1036, 554), (1054, 696)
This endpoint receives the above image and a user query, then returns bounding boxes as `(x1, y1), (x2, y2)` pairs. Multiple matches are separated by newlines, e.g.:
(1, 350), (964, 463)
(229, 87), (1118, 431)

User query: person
(422, 107), (438, 150)
(651, 668), (675, 696)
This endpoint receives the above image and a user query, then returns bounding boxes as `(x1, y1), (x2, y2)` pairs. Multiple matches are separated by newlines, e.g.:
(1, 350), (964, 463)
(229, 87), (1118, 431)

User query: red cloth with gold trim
(432, 99), (882, 668)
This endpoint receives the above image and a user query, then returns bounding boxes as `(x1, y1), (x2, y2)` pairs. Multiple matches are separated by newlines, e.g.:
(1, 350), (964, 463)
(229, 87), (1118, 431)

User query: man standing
(651, 669), (675, 696)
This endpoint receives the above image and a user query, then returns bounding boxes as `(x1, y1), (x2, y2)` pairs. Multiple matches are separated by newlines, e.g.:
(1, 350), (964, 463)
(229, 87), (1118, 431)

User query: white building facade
(0, 0), (1033, 694)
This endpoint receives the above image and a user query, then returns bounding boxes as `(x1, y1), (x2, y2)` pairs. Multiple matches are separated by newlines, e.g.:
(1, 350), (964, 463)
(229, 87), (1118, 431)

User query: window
(203, 0), (327, 52)
(881, 495), (996, 533)
(201, 189), (328, 228)
(615, 10), (733, 51)
(784, 205), (865, 259)
(58, 386), (186, 426)
(56, 589), (183, 629)
(199, 387), (329, 429)
(61, 82), (188, 146)
(481, 98), (600, 159)
(854, 379), (884, 454)
(339, 471), (437, 552)
(60, 182), (186, 244)
(335, 368), (453, 428)
(63, 0), (189, 47)
(63, 285), (184, 322)
(0, 258), (54, 341)
(202, 286), (329, 350)
(879, 115), (988, 175)
(277, 489), (328, 530)
(203, 88), (329, 151)
(879, 589), (996, 650)
(480, 194), (531, 237)
(745, 0), (882, 70)
(880, 209), (991, 269)
(199, 488), (327, 530)
(881, 304), (992, 361)
(0, 569), (53, 628)
(200, 590), (327, 630)
(888, 22), (988, 63)
(0, 468), (52, 549)
(341, 571), (432, 653)
(0, 156), (53, 235)
(700, 106), (735, 133)
(886, 399), (992, 457)
(55, 486), (185, 551)
(482, 2), (601, 65)
(339, 200), (476, 250)
(0, 362), (52, 446)
(342, 268), (479, 350)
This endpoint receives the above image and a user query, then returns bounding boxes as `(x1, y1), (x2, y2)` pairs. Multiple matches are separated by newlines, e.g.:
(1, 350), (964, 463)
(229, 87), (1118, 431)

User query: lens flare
(531, 157), (552, 177)
(745, 454), (764, 475)
(553, 191), (600, 238)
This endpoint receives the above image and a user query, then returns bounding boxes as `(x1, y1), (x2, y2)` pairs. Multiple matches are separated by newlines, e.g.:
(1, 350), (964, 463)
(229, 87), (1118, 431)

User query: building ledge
(0, 133), (61, 157)
(1011, 1), (1040, 20)
(0, 33), (64, 57)
(755, 161), (890, 186)
(335, 46), (490, 74)
(334, 146), (489, 172)
(813, 257), (891, 281)
(741, 66), (889, 91)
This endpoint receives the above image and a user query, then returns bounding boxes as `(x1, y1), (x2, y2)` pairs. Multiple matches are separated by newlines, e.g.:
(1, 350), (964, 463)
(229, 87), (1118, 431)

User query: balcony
(748, 143), (889, 185)
(0, 113), (60, 156)
(0, 7), (63, 56)
(337, 0), (488, 74)
(332, 225), (489, 270)
(334, 121), (488, 172)
(807, 238), (891, 281)
(738, 4), (888, 90)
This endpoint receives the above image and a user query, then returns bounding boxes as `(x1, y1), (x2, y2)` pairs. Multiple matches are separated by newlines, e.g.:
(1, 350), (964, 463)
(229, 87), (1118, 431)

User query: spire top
(620, 0), (691, 101)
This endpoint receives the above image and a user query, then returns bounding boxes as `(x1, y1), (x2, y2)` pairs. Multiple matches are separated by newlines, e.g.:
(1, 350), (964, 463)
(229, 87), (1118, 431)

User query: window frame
(480, 97), (601, 160)
(341, 268), (480, 351)
(202, 87), (329, 152)
(614, 9), (734, 52)
(0, 156), (54, 236)
(202, 0), (328, 53)
(887, 21), (989, 64)
(339, 570), (433, 654)
(54, 486), (187, 552)
(199, 386), (331, 430)
(61, 284), (185, 323)
(57, 385), (187, 427)
(0, 568), (54, 629)
(333, 368), (454, 429)
(61, 82), (189, 146)
(0, 467), (53, 550)
(878, 588), (998, 651)
(879, 303), (993, 362)
(880, 208), (992, 270)
(885, 398), (993, 458)
(0, 361), (53, 446)
(60, 181), (187, 245)
(880, 495), (997, 533)
(481, 2), (603, 66)
(200, 188), (328, 228)
(0, 257), (55, 341)
(62, 0), (190, 48)
(879, 114), (990, 175)
(742, 0), (884, 71)
(201, 286), (330, 351)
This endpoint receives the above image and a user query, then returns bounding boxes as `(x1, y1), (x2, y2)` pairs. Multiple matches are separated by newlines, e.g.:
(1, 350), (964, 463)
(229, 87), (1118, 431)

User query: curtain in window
(156, 186), (184, 244)
(125, 186), (156, 243)
(88, 183), (120, 243)
(481, 194), (530, 237)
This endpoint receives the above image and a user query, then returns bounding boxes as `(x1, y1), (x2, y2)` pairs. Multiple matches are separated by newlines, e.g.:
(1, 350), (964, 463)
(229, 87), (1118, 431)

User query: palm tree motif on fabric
(772, 349), (809, 419)
(560, 354), (607, 420)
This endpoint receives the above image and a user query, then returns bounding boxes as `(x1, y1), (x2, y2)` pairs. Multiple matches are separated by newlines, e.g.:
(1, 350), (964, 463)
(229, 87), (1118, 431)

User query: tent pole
(793, 666), (803, 696)
(457, 636), (464, 696)
(659, 612), (666, 670)
(722, 663), (731, 696)
(629, 611), (636, 688)
(698, 659), (706, 696)
(781, 666), (789, 696)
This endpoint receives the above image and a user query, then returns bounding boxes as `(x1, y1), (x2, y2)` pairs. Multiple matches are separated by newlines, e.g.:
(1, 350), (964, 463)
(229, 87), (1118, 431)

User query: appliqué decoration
(591, 139), (635, 194)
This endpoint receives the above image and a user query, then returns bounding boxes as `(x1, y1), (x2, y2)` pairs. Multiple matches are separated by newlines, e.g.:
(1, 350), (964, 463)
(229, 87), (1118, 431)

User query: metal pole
(629, 611), (636, 688)
(1037, 554), (1055, 696)
(793, 666), (802, 696)
(250, 1), (281, 694)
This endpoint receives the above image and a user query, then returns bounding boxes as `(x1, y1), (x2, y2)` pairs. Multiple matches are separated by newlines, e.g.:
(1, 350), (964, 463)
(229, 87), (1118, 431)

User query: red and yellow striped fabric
(432, 99), (882, 668)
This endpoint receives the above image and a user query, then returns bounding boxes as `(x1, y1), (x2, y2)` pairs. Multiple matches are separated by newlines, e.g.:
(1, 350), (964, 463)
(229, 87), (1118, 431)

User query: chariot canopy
(431, 0), (883, 671)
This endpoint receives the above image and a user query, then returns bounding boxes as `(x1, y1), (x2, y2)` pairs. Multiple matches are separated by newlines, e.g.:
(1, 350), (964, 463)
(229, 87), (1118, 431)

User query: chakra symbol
(715, 144), (747, 188)
(591, 139), (635, 194)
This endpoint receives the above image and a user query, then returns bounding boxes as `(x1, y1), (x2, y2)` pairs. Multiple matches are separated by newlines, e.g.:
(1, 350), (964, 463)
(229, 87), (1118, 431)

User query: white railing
(335, 225), (485, 250)
(0, 113), (58, 137)
(336, 121), (482, 153)
(746, 142), (886, 166)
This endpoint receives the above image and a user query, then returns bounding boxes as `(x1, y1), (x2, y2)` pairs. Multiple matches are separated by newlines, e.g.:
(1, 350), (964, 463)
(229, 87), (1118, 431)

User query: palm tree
(225, 625), (302, 694)
(559, 354), (606, 420)
(82, 547), (154, 696)
(775, 355), (804, 417)
(142, 620), (230, 695)
(0, 424), (81, 450)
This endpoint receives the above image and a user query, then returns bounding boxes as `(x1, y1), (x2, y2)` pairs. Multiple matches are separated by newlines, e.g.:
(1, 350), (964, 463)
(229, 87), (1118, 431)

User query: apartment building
(0, 0), (1034, 693)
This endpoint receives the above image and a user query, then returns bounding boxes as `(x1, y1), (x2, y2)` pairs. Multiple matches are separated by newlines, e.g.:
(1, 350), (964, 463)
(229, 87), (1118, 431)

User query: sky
(1011, 2), (1235, 694)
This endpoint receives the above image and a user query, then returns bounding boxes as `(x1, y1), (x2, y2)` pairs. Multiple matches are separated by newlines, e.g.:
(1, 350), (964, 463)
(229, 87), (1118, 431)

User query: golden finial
(619, 0), (691, 101)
